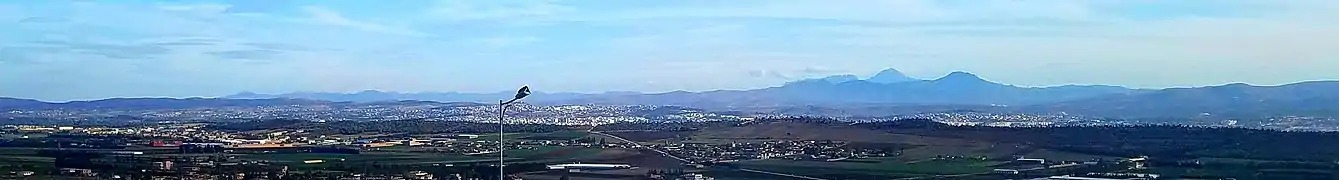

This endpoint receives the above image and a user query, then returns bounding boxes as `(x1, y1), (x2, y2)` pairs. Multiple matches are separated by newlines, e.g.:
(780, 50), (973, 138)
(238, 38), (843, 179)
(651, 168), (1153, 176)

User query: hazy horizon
(4, 0), (1339, 101)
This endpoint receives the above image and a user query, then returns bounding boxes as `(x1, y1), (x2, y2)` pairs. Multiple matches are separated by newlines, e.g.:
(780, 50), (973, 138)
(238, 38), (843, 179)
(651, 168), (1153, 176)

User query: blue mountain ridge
(220, 69), (1146, 107)
(4, 69), (1339, 120)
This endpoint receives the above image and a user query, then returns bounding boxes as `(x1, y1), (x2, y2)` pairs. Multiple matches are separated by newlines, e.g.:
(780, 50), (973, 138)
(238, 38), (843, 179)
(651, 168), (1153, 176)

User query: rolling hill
(221, 69), (1144, 108)
(5, 69), (1338, 120)
(0, 97), (47, 109)
(550, 70), (1143, 108)
(689, 120), (972, 146)
(1024, 81), (1339, 119)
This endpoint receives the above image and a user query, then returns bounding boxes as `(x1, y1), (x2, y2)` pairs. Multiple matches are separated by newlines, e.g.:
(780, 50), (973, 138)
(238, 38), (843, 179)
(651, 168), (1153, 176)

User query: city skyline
(4, 0), (1339, 101)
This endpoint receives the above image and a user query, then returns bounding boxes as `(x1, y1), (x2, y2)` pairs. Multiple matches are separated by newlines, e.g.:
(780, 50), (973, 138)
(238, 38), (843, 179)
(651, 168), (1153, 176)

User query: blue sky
(2, 0), (1338, 101)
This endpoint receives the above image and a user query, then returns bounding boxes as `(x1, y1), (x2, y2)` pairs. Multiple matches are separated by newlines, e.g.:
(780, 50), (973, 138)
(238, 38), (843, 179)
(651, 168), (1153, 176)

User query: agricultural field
(472, 133), (533, 141)
(684, 121), (973, 145)
(732, 157), (1005, 179)
(0, 133), (47, 140)
(0, 147), (56, 172)
(510, 147), (640, 164)
(240, 152), (499, 166)
(518, 131), (591, 141)
(604, 131), (695, 142)
(1143, 158), (1339, 179)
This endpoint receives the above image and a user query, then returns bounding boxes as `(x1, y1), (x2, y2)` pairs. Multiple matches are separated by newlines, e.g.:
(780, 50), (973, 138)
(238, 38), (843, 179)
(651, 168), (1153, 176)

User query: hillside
(1025, 81), (1339, 119)
(220, 69), (1142, 107)
(684, 120), (995, 150)
(685, 118), (1339, 162)
(0, 97), (46, 109)
(557, 71), (1141, 108)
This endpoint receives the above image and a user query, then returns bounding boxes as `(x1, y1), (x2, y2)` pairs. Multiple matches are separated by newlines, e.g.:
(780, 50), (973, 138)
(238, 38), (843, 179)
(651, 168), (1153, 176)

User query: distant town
(6, 102), (1338, 131)
(1, 121), (1162, 180)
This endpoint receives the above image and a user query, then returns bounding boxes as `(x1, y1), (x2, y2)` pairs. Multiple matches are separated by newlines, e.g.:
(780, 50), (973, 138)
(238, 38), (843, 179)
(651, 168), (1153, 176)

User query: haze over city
(3, 0), (1339, 101)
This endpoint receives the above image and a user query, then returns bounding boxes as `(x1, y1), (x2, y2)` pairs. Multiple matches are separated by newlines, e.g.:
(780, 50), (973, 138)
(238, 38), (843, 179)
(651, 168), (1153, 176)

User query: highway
(588, 131), (690, 163)
(739, 168), (828, 180)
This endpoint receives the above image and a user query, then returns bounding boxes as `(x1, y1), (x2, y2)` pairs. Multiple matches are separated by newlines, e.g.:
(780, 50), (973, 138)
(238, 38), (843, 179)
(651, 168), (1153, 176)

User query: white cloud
(800, 66), (843, 75)
(603, 0), (1103, 24)
(580, 0), (1339, 89)
(300, 6), (431, 37)
(427, 0), (573, 22)
(748, 69), (791, 79)
(7, 0), (1339, 100)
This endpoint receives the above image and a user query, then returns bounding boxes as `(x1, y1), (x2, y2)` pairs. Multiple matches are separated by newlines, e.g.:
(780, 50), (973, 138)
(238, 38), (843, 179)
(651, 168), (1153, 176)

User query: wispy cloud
(22, 40), (172, 60)
(300, 6), (431, 37)
(153, 38), (223, 46)
(206, 49), (283, 60)
(3, 0), (1339, 100)
(427, 0), (574, 22)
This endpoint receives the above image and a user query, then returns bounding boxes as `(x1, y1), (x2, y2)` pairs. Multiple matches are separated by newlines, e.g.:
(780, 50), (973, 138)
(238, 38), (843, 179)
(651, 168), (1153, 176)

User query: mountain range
(1022, 81), (1339, 119)
(214, 68), (1339, 119)
(226, 90), (597, 104)
(5, 68), (1339, 120)
(225, 68), (1144, 107)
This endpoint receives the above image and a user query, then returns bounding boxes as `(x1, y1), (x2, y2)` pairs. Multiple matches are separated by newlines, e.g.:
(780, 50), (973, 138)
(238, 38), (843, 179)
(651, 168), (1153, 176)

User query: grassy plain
(240, 152), (499, 166)
(733, 158), (1004, 178)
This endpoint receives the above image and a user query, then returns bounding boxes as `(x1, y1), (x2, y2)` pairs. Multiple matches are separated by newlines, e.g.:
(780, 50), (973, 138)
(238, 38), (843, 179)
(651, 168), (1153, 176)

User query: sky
(2, 0), (1338, 101)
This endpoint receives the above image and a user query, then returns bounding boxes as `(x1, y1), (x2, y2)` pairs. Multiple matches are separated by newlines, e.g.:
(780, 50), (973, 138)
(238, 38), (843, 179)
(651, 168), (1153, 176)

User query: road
(739, 168), (828, 180)
(588, 130), (829, 180)
(588, 131), (690, 163)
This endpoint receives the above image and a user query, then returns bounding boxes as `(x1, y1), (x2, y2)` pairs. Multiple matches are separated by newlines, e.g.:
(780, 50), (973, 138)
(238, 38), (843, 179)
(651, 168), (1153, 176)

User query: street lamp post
(498, 86), (530, 180)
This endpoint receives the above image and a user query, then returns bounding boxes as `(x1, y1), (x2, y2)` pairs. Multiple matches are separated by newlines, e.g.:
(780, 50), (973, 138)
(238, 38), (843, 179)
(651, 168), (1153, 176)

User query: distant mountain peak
(784, 74), (859, 86)
(225, 91), (274, 99)
(866, 68), (917, 84)
(1222, 82), (1255, 87)
(934, 71), (986, 82)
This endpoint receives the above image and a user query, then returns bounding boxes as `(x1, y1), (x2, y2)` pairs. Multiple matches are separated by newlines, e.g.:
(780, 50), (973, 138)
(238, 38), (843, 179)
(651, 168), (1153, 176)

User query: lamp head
(502, 86), (530, 105)
(514, 86), (531, 100)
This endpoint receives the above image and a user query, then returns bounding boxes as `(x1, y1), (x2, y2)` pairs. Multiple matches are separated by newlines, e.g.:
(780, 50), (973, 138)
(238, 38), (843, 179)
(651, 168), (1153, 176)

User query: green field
(0, 148), (56, 172)
(0, 145), (625, 173)
(505, 146), (637, 163)
(0, 133), (47, 140)
(503, 146), (566, 157)
(0, 148), (41, 155)
(474, 133), (535, 141)
(240, 152), (501, 166)
(1144, 158), (1339, 179)
(240, 145), (631, 167)
(528, 131), (592, 140)
(734, 158), (1004, 178)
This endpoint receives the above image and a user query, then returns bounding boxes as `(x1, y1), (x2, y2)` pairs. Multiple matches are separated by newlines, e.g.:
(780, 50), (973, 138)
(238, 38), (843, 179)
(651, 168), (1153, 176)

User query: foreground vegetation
(732, 158), (1002, 179)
